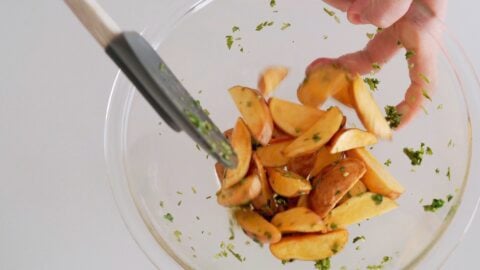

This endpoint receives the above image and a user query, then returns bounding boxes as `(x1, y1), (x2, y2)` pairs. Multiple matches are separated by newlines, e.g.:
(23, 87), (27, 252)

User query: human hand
(308, 0), (447, 127)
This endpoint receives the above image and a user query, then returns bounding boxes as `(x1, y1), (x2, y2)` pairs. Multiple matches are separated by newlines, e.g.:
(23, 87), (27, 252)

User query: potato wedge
(309, 147), (343, 177)
(223, 118), (252, 188)
(338, 180), (367, 204)
(286, 153), (317, 178)
(270, 230), (348, 261)
(309, 158), (366, 218)
(251, 153), (277, 216)
(296, 195), (309, 208)
(328, 128), (378, 154)
(270, 127), (293, 144)
(283, 107), (344, 158)
(333, 84), (354, 107)
(235, 209), (281, 244)
(216, 173), (261, 207)
(324, 192), (398, 229)
(269, 98), (325, 137)
(351, 75), (392, 140)
(297, 64), (350, 108)
(256, 140), (292, 167)
(214, 162), (226, 184)
(258, 66), (289, 98)
(229, 86), (273, 145)
(347, 148), (405, 199)
(267, 168), (311, 197)
(271, 207), (326, 233)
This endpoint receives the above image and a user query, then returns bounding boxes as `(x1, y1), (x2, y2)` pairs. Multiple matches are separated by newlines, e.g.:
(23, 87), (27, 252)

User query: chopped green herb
(229, 218), (235, 240)
(353, 236), (366, 243)
(448, 139), (454, 147)
(330, 223), (338, 230)
(372, 63), (381, 70)
(256, 21), (274, 31)
(191, 187), (197, 194)
(355, 246), (361, 250)
(226, 243), (245, 262)
(405, 50), (416, 60)
(366, 265), (382, 270)
(421, 105), (429, 115)
(403, 143), (431, 166)
(173, 230), (182, 242)
(364, 77), (380, 91)
(339, 166), (346, 173)
(274, 195), (288, 207)
(384, 159), (392, 166)
(281, 259), (295, 265)
(435, 168), (440, 174)
(366, 32), (375, 40)
(419, 73), (431, 84)
(159, 201), (164, 208)
(422, 89), (432, 101)
(226, 35), (234, 49)
(177, 200), (182, 206)
(294, 127), (302, 134)
(163, 213), (173, 222)
(315, 257), (331, 270)
(270, 0), (276, 7)
(323, 35), (328, 39)
(312, 133), (321, 142)
(331, 242), (339, 254)
(371, 194), (383, 205)
(423, 198), (445, 212)
(323, 7), (335, 16)
(281, 22), (291, 30)
(206, 195), (212, 199)
(419, 198), (424, 203)
(447, 194), (453, 202)
(446, 167), (451, 180)
(384, 105), (402, 129)
(196, 216), (200, 220)
(176, 191), (183, 195)
(426, 146), (433, 155)
(437, 104), (444, 110)
(195, 144), (200, 151)
(232, 26), (240, 32)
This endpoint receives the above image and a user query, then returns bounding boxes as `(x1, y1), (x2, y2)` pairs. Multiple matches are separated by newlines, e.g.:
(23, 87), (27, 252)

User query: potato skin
(267, 168), (312, 198)
(235, 209), (281, 244)
(308, 158), (366, 218)
(216, 174), (261, 207)
(271, 207), (326, 233)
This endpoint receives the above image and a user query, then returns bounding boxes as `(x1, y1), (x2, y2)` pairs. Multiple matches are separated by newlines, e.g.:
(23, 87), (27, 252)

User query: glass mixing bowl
(104, 0), (480, 269)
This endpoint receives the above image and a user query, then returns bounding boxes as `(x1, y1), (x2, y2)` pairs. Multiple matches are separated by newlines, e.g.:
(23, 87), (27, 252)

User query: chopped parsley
(163, 213), (174, 222)
(281, 22), (291, 30)
(314, 257), (331, 270)
(367, 256), (392, 269)
(447, 194), (454, 202)
(281, 259), (295, 265)
(419, 73), (430, 84)
(437, 104), (444, 110)
(226, 35), (234, 49)
(371, 194), (383, 205)
(435, 168), (440, 174)
(274, 195), (288, 207)
(353, 236), (366, 243)
(423, 198), (445, 212)
(232, 26), (240, 32)
(384, 159), (392, 166)
(366, 32), (375, 40)
(159, 201), (164, 208)
(422, 89), (432, 101)
(226, 243), (245, 262)
(384, 105), (402, 129)
(173, 230), (182, 242)
(312, 133), (321, 142)
(330, 223), (338, 230)
(270, 0), (276, 8)
(364, 77), (380, 91)
(403, 143), (431, 166)
(191, 186), (197, 194)
(176, 191), (183, 195)
(256, 21), (274, 31)
(323, 7), (340, 23)
(405, 50), (415, 60)
(372, 63), (381, 70)
(448, 139), (454, 147)
(177, 200), (182, 206)
(228, 218), (235, 240)
(446, 167), (451, 181)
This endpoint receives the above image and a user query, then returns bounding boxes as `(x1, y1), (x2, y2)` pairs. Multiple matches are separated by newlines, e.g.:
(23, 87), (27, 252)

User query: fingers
(347, 0), (413, 28)
(323, 0), (354, 12)
(307, 27), (400, 75)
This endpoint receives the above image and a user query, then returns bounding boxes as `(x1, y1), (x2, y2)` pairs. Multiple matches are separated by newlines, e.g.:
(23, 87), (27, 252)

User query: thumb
(347, 0), (413, 28)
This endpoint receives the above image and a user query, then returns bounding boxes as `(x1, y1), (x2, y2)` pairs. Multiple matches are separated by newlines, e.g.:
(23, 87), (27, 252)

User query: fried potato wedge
(223, 118), (252, 188)
(271, 207), (326, 233)
(286, 153), (317, 178)
(297, 64), (350, 108)
(296, 194), (309, 208)
(267, 168), (312, 198)
(229, 86), (274, 145)
(324, 192), (398, 229)
(256, 140), (292, 167)
(309, 158), (366, 218)
(216, 173), (261, 207)
(251, 154), (277, 216)
(215, 162), (226, 184)
(269, 98), (325, 137)
(338, 180), (367, 204)
(347, 148), (405, 199)
(270, 127), (293, 144)
(258, 66), (289, 98)
(351, 75), (392, 140)
(309, 147), (343, 177)
(270, 230), (348, 261)
(333, 83), (354, 107)
(235, 209), (281, 244)
(328, 128), (378, 154)
(283, 107), (344, 158)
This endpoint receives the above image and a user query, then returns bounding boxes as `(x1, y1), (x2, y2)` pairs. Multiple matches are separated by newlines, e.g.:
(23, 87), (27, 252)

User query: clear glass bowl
(104, 0), (480, 269)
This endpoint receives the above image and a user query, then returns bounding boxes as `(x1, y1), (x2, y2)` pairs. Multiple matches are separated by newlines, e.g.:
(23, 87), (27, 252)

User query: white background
(0, 1), (478, 269)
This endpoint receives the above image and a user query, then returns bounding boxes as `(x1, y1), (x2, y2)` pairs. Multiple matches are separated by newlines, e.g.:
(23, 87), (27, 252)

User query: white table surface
(0, 1), (478, 269)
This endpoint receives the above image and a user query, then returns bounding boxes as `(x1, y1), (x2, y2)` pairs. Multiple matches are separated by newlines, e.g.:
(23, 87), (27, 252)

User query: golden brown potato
(271, 207), (326, 233)
(308, 158), (366, 218)
(338, 180), (368, 204)
(270, 127), (293, 144)
(286, 153), (317, 178)
(229, 86), (274, 145)
(223, 128), (233, 141)
(328, 128), (378, 154)
(235, 209), (281, 244)
(267, 168), (312, 198)
(347, 148), (405, 199)
(214, 162), (226, 184)
(256, 140), (292, 167)
(216, 173), (261, 207)
(269, 230), (349, 261)
(324, 192), (398, 229)
(283, 107), (344, 158)
(309, 147), (343, 177)
(258, 66), (289, 98)
(269, 98), (325, 137)
(333, 83), (354, 107)
(351, 75), (392, 140)
(297, 64), (350, 108)
(251, 153), (277, 216)
(223, 118), (252, 188)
